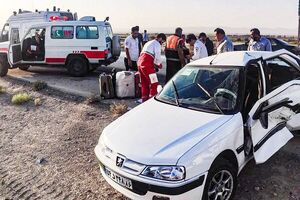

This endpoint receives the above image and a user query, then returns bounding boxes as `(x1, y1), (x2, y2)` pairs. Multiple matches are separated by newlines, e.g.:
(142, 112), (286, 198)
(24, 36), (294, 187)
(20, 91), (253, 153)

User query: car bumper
(95, 145), (207, 200)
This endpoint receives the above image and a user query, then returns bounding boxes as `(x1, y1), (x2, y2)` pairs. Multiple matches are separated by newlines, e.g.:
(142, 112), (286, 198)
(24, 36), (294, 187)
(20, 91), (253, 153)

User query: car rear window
(51, 26), (74, 39)
(76, 26), (99, 39)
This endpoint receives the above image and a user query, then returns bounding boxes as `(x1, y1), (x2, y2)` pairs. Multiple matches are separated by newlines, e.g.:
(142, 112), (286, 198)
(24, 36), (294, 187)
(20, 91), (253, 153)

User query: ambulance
(0, 8), (121, 77)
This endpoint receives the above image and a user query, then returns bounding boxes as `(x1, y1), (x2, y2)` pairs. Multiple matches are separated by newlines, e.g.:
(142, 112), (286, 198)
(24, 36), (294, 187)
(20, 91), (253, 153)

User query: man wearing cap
(214, 28), (234, 54)
(186, 34), (208, 61)
(248, 28), (272, 51)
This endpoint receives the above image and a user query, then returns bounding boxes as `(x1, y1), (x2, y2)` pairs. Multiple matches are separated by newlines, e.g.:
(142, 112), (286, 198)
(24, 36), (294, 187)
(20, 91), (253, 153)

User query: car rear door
(8, 28), (22, 65)
(247, 80), (300, 164)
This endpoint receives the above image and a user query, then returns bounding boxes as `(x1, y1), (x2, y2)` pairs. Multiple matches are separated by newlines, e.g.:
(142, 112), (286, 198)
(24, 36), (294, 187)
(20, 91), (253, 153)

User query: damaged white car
(95, 49), (300, 200)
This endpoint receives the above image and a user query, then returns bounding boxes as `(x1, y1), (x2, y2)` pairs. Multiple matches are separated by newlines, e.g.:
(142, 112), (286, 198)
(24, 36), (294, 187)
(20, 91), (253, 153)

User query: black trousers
(124, 58), (138, 71)
(165, 60), (182, 83)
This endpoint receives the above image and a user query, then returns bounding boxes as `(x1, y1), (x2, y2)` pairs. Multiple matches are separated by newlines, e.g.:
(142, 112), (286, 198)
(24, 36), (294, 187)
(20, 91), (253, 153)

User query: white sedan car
(95, 49), (300, 200)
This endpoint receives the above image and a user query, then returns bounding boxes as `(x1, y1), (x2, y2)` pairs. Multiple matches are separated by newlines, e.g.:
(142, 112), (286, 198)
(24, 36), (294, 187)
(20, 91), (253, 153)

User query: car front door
(247, 80), (300, 164)
(8, 28), (22, 65)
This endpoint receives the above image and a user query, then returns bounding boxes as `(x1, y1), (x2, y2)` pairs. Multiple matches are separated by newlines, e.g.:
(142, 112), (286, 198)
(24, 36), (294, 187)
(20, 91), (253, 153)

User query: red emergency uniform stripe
(46, 58), (66, 63)
(80, 51), (106, 59)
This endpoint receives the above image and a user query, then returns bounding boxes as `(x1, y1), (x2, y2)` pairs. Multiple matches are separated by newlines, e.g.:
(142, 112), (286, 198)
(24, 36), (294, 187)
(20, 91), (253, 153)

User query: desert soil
(0, 77), (299, 200)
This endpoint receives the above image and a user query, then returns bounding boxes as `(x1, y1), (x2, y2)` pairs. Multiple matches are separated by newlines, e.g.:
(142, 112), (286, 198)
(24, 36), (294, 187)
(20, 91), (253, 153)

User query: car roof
(188, 49), (298, 67)
(31, 20), (110, 28)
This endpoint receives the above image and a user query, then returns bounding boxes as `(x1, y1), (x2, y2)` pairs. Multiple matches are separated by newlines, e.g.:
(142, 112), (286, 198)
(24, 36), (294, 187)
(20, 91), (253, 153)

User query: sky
(0, 0), (298, 35)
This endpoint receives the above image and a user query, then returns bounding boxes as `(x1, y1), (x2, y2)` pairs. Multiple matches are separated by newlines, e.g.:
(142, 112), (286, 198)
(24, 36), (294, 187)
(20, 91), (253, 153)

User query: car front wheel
(202, 158), (237, 200)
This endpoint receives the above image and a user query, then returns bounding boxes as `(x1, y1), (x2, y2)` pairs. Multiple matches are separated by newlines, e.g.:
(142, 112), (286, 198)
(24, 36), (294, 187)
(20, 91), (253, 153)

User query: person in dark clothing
(199, 32), (214, 56)
(135, 26), (144, 53)
(165, 27), (186, 83)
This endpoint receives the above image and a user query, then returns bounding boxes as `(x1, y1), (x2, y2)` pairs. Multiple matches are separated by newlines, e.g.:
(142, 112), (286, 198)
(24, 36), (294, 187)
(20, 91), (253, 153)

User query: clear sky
(0, 0), (298, 35)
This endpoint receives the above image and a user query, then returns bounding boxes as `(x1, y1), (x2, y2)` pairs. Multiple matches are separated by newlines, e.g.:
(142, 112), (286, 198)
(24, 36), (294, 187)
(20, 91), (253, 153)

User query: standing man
(165, 27), (186, 83)
(248, 28), (272, 51)
(199, 32), (214, 56)
(143, 30), (149, 46)
(135, 26), (144, 53)
(138, 33), (166, 102)
(124, 26), (140, 71)
(186, 34), (208, 61)
(214, 28), (234, 54)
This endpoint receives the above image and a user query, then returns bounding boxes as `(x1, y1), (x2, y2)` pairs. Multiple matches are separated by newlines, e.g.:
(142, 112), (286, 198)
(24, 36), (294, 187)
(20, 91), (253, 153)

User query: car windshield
(277, 39), (290, 46)
(156, 66), (241, 114)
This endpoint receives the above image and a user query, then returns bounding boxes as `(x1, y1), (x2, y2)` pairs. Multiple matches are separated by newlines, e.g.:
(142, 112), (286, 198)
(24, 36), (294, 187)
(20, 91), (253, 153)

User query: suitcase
(115, 71), (135, 98)
(134, 72), (142, 98)
(99, 73), (115, 99)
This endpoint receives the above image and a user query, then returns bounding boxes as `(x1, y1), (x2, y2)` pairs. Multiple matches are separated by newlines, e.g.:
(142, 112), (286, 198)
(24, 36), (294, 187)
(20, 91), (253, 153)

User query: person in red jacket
(138, 33), (166, 102)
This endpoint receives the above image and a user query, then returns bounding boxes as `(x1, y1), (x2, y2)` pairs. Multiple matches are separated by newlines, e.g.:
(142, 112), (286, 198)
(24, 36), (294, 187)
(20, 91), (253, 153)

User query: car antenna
(209, 53), (221, 65)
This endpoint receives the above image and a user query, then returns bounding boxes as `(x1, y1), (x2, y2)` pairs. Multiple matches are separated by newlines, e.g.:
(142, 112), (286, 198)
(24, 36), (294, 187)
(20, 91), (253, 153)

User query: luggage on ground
(99, 73), (115, 99)
(115, 71), (135, 98)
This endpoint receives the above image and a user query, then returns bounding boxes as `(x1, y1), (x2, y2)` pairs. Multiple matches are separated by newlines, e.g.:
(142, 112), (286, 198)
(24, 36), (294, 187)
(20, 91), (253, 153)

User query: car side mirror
(157, 85), (163, 94)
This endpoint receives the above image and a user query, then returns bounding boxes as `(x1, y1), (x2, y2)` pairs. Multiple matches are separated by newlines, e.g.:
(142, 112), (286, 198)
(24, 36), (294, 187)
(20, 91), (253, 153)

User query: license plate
(104, 167), (133, 190)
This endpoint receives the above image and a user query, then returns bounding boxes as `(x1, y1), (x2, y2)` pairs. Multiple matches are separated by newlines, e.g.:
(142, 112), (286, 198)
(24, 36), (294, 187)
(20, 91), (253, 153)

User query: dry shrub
(34, 98), (42, 106)
(11, 93), (31, 105)
(32, 81), (48, 91)
(110, 103), (128, 117)
(0, 85), (5, 94)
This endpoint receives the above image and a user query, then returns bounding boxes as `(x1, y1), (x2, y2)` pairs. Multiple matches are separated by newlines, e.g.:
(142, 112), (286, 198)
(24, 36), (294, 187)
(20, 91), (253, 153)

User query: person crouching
(138, 33), (166, 102)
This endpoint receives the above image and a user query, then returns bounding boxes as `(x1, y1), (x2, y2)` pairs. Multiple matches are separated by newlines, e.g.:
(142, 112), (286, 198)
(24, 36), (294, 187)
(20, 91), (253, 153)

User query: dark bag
(99, 73), (115, 99)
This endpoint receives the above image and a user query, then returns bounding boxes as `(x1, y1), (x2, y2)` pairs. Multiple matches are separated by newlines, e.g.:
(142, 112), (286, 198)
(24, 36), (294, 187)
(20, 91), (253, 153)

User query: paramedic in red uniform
(165, 27), (186, 83)
(138, 33), (166, 102)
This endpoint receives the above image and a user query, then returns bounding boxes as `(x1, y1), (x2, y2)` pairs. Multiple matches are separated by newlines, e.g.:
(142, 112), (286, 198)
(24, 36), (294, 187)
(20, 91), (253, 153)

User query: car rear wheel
(202, 158), (237, 200)
(67, 56), (88, 77)
(19, 65), (30, 71)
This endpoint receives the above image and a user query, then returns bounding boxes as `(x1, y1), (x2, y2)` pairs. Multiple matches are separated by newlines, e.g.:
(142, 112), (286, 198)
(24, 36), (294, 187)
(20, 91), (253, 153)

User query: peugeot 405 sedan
(95, 49), (300, 200)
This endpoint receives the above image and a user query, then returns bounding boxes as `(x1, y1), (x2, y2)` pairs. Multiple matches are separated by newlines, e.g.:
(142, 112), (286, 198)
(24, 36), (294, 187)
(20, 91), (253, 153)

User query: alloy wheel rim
(208, 170), (234, 200)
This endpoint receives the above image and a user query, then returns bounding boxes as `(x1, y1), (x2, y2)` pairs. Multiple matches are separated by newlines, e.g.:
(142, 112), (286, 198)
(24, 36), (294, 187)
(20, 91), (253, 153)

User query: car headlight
(141, 166), (185, 181)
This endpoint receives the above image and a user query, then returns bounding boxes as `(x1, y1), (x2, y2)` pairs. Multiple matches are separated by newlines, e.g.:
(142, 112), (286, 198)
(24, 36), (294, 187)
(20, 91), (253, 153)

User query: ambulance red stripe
(0, 48), (8, 52)
(46, 58), (66, 63)
(80, 51), (106, 59)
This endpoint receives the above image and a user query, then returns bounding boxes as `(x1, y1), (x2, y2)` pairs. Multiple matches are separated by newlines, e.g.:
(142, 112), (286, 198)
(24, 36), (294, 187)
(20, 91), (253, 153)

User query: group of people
(124, 26), (272, 102)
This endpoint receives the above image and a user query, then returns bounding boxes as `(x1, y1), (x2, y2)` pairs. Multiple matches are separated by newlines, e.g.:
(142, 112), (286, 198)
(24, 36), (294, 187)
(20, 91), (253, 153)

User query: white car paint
(95, 50), (300, 200)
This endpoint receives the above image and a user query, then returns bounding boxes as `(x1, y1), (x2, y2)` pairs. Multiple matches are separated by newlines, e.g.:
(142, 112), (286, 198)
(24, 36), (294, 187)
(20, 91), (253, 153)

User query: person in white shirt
(214, 28), (234, 54)
(186, 34), (208, 61)
(124, 26), (140, 71)
(137, 33), (166, 102)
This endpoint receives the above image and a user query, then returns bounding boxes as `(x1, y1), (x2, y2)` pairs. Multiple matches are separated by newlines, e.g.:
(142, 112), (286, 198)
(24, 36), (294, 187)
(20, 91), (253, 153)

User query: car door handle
(91, 47), (98, 50)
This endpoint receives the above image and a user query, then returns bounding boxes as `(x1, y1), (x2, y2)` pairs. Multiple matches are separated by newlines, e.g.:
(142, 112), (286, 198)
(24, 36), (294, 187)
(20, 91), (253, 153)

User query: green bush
(32, 81), (48, 91)
(11, 93), (31, 105)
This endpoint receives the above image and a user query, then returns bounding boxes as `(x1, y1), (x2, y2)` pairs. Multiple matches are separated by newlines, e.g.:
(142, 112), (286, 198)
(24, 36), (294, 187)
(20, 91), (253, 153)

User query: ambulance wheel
(0, 58), (9, 77)
(67, 56), (88, 77)
(19, 65), (30, 71)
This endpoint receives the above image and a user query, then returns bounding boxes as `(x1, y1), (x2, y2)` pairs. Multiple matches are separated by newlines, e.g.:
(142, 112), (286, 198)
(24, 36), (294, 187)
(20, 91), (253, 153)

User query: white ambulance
(0, 9), (121, 77)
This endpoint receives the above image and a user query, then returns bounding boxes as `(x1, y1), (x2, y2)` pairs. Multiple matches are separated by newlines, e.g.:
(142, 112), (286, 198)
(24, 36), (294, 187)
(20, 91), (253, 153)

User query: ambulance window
(76, 26), (99, 39)
(10, 28), (20, 44)
(51, 26), (74, 39)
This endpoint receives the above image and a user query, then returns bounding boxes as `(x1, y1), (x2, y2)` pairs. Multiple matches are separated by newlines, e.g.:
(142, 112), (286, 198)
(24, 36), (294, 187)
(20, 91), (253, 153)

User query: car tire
(202, 158), (237, 200)
(19, 65), (30, 71)
(67, 56), (88, 77)
(0, 57), (9, 77)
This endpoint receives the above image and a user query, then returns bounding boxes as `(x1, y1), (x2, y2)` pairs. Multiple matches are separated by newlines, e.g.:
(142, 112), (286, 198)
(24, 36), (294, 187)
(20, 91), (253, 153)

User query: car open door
(8, 28), (22, 65)
(247, 80), (300, 164)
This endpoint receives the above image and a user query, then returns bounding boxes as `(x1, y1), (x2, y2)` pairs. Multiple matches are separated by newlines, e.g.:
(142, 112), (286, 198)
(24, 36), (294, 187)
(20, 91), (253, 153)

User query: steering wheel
(214, 88), (237, 101)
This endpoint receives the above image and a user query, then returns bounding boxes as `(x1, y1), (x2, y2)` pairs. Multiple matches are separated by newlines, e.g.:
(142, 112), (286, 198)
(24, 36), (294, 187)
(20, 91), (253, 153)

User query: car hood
(101, 99), (233, 165)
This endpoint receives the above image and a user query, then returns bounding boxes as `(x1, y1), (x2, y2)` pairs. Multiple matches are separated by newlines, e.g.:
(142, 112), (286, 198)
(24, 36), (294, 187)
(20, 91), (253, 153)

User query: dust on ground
(0, 77), (299, 200)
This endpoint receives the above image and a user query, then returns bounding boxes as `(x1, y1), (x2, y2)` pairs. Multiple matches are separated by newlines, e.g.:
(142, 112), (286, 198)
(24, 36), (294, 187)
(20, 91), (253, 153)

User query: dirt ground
(0, 77), (299, 200)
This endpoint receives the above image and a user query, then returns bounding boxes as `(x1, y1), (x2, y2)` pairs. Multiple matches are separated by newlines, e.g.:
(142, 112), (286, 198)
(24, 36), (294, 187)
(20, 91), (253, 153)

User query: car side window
(10, 28), (20, 44)
(76, 26), (99, 39)
(266, 57), (300, 92)
(51, 26), (74, 39)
